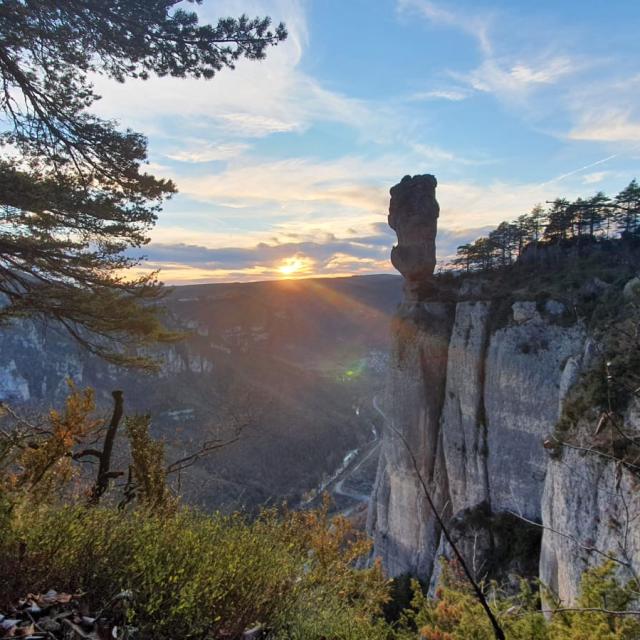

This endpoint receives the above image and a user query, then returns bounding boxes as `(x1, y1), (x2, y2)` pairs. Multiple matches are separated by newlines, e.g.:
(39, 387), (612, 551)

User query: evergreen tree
(528, 204), (548, 242)
(453, 243), (473, 272)
(583, 192), (610, 239)
(571, 197), (590, 238)
(470, 236), (498, 271)
(0, 1), (286, 367)
(544, 198), (574, 242)
(489, 221), (519, 267)
(615, 179), (640, 236)
(514, 213), (533, 254)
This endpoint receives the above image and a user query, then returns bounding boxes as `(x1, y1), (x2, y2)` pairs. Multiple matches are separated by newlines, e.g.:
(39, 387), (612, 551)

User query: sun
(278, 256), (306, 276)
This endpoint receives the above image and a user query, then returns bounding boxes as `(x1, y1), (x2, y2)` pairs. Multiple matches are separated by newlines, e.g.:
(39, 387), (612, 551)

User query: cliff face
(369, 297), (586, 581)
(368, 175), (640, 603)
(540, 397), (640, 602)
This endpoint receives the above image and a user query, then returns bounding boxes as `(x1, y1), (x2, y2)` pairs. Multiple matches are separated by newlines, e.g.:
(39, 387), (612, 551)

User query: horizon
(166, 270), (402, 288)
(94, 0), (640, 284)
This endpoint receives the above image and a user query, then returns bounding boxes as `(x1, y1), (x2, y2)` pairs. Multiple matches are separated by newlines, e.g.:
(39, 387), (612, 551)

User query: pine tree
(470, 236), (498, 271)
(615, 180), (640, 237)
(0, 1), (286, 367)
(453, 243), (473, 272)
(489, 221), (519, 267)
(583, 192), (610, 239)
(544, 198), (574, 242)
(529, 204), (548, 242)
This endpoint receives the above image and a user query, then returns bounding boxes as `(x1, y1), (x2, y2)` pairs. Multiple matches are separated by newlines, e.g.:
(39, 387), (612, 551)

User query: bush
(548, 562), (640, 640)
(0, 499), (389, 639)
(389, 560), (640, 640)
(393, 561), (547, 640)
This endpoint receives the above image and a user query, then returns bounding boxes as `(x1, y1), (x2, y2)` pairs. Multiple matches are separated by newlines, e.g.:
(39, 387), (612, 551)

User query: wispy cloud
(398, 0), (640, 159)
(408, 89), (469, 102)
(166, 142), (251, 163)
(396, 0), (493, 54)
(582, 172), (609, 185)
(459, 55), (576, 98)
(569, 110), (640, 143)
(135, 221), (502, 283)
(173, 155), (397, 213)
(133, 227), (394, 283)
(92, 0), (376, 143)
(540, 154), (618, 186)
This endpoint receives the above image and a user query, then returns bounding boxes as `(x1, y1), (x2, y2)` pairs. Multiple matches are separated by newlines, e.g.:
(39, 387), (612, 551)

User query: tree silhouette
(615, 180), (640, 237)
(0, 1), (287, 367)
(452, 181), (638, 273)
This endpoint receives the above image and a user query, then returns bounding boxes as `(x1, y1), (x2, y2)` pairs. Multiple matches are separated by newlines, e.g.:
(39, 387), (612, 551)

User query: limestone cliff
(368, 175), (640, 604)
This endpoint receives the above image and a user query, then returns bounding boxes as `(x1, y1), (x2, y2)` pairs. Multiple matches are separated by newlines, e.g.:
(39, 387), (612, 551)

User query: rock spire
(388, 174), (439, 300)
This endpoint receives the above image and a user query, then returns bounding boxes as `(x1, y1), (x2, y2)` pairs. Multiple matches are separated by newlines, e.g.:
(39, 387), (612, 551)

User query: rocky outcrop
(368, 295), (587, 580)
(369, 174), (638, 603)
(388, 174), (439, 301)
(540, 398), (640, 603)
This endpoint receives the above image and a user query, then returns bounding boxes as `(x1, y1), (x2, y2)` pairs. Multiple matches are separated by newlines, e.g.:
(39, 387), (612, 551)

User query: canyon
(0, 274), (400, 512)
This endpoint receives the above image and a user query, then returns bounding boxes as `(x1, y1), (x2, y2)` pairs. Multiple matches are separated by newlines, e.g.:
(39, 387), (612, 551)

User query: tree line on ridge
(453, 180), (640, 272)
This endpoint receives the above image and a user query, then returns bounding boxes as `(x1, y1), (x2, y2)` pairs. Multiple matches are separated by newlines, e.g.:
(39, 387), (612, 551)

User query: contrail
(540, 154), (618, 186)
(540, 141), (640, 187)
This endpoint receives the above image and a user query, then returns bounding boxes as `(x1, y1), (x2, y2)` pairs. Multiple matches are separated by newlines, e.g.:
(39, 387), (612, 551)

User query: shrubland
(1, 387), (639, 639)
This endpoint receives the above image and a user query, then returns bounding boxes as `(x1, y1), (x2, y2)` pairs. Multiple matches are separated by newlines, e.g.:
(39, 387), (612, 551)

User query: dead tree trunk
(88, 390), (124, 505)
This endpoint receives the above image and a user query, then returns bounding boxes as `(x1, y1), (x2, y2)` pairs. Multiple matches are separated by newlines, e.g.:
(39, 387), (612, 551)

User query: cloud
(396, 0), (493, 55)
(133, 219), (502, 283)
(173, 155), (398, 213)
(540, 154), (618, 186)
(91, 0), (382, 145)
(408, 89), (469, 102)
(459, 55), (576, 97)
(569, 110), (640, 143)
(166, 142), (251, 163)
(398, 0), (611, 142)
(133, 218), (512, 284)
(582, 172), (608, 185)
(149, 151), (596, 268)
(133, 226), (395, 283)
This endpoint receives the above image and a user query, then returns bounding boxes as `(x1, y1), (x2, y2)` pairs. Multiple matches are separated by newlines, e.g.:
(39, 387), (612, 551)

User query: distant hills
(0, 274), (402, 510)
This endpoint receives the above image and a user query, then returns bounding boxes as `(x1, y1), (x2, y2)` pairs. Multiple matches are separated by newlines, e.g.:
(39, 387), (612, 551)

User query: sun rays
(277, 255), (314, 277)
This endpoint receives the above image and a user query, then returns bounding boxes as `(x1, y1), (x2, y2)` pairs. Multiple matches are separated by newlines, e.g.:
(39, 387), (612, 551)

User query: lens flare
(278, 256), (306, 276)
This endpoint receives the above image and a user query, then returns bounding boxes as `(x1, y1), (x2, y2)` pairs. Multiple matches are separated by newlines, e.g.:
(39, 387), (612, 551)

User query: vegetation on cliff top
(453, 181), (640, 272)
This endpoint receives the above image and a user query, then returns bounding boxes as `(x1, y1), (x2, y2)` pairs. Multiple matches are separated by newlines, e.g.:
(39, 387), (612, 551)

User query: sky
(94, 0), (640, 284)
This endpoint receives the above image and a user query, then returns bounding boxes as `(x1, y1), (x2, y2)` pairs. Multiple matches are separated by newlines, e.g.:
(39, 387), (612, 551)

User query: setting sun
(278, 256), (306, 276)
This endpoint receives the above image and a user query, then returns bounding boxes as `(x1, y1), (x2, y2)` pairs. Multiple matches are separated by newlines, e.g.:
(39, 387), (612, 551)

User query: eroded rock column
(388, 174), (439, 301)
(368, 174), (454, 577)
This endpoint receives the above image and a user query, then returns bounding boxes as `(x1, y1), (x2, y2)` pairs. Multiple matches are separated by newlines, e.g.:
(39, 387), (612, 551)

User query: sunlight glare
(278, 256), (306, 276)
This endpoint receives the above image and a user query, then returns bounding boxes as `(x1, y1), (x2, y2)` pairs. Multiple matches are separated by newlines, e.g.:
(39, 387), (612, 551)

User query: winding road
(330, 393), (387, 508)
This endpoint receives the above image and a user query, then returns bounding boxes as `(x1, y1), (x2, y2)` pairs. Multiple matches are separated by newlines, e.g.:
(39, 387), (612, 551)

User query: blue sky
(95, 0), (640, 283)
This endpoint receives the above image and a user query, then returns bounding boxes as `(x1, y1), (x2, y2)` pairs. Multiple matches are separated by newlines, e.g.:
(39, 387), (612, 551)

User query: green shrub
(393, 561), (547, 640)
(0, 499), (389, 639)
(549, 562), (640, 640)
(389, 560), (640, 640)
